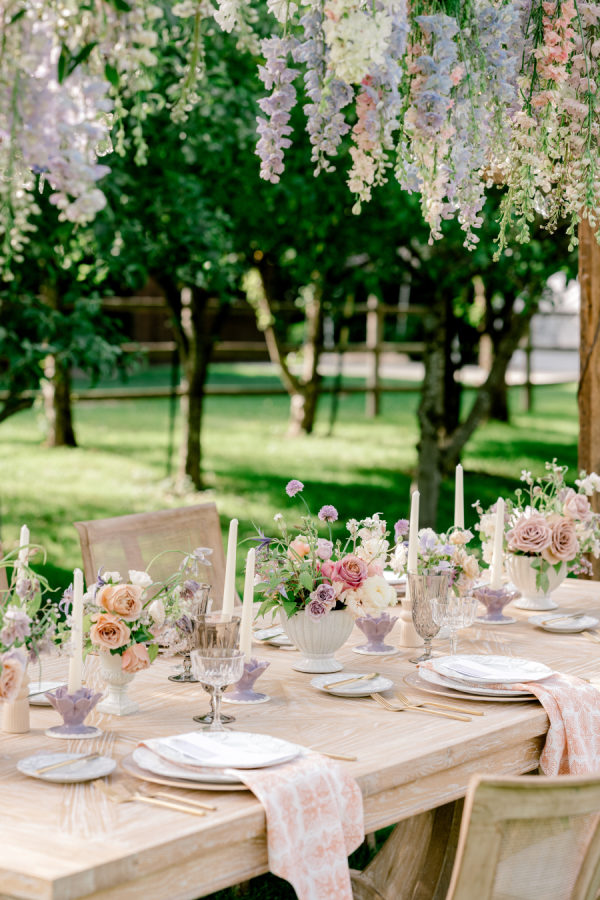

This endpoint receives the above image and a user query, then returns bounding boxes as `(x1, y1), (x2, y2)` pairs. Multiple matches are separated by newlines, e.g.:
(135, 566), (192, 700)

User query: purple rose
(317, 538), (333, 561)
(306, 598), (330, 620)
(318, 505), (338, 523)
(286, 479), (304, 497)
(311, 583), (336, 606)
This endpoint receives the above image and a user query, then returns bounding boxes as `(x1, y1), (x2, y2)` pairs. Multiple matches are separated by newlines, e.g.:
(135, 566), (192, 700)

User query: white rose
(479, 514), (496, 539)
(392, 543), (408, 575)
(128, 570), (153, 588)
(344, 575), (396, 617)
(102, 571), (122, 583)
(148, 598), (165, 627)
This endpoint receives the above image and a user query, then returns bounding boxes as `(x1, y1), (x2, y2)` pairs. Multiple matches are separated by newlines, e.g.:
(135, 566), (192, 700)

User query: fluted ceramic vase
(97, 650), (139, 716)
(281, 608), (354, 673)
(506, 555), (567, 611)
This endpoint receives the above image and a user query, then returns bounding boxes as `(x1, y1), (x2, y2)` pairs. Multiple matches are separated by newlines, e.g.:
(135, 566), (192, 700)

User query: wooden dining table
(1, 578), (600, 900)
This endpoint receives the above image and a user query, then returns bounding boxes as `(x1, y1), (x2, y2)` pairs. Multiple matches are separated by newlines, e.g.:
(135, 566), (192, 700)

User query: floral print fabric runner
(233, 751), (364, 900)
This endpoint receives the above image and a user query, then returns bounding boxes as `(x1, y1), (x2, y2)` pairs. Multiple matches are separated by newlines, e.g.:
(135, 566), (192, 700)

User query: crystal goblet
(432, 594), (478, 655)
(190, 649), (245, 732)
(408, 573), (448, 664)
(192, 614), (241, 725)
(168, 582), (211, 683)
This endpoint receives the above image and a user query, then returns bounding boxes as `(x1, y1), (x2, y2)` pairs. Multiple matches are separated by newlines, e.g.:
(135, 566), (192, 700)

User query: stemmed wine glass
(408, 572), (448, 664)
(192, 614), (241, 726)
(432, 594), (478, 655)
(190, 649), (245, 732)
(168, 582), (211, 683)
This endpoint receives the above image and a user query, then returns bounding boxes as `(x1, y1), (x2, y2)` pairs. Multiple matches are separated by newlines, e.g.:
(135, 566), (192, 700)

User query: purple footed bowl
(223, 658), (270, 704)
(354, 612), (398, 654)
(473, 585), (521, 624)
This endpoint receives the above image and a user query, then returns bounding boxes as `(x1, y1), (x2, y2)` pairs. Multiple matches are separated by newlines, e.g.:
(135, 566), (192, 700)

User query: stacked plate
(122, 731), (303, 792)
(253, 626), (294, 648)
(407, 654), (553, 703)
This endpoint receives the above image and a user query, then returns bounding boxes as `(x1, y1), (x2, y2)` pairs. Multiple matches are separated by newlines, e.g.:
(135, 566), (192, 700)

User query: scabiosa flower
(394, 519), (410, 541)
(286, 479), (304, 497)
(318, 505), (339, 523)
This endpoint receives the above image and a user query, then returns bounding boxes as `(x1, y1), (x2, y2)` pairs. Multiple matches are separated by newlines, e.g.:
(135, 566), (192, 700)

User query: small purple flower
(310, 583), (336, 606)
(318, 505), (338, 523)
(286, 479), (304, 497)
(181, 579), (201, 601)
(317, 538), (333, 561)
(175, 615), (194, 635)
(394, 519), (410, 540)
(306, 597), (330, 620)
(59, 585), (73, 617)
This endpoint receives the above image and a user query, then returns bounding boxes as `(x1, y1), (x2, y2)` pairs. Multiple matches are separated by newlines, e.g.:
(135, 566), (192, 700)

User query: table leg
(350, 799), (464, 900)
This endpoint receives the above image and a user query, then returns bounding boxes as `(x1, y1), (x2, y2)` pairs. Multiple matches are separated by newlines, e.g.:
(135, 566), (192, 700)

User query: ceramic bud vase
(281, 608), (354, 673)
(506, 555), (567, 611)
(97, 650), (139, 716)
(1, 668), (30, 734)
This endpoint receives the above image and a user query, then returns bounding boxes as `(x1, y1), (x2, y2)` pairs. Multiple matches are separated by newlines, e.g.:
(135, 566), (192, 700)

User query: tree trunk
(577, 217), (600, 578)
(42, 355), (77, 447)
(287, 286), (323, 436)
(489, 382), (510, 422)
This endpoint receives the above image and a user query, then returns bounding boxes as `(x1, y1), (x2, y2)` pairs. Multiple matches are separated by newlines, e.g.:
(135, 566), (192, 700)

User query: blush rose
(562, 488), (592, 522)
(506, 514), (552, 554)
(121, 643), (151, 673)
(97, 583), (144, 621)
(542, 516), (579, 564)
(90, 612), (131, 650)
(0, 651), (26, 702)
(334, 555), (368, 591)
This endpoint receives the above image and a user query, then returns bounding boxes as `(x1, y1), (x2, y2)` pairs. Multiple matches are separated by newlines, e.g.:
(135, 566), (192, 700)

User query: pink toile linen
(515, 673), (600, 776)
(233, 750), (364, 900)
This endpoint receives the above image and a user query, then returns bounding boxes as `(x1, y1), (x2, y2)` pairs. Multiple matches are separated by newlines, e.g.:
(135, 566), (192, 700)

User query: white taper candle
(407, 490), (420, 574)
(17, 524), (30, 572)
(240, 548), (256, 658)
(221, 518), (238, 616)
(489, 498), (505, 590)
(454, 464), (464, 529)
(67, 568), (84, 693)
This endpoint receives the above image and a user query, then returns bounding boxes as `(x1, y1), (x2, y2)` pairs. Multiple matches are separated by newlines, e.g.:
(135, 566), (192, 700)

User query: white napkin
(147, 731), (298, 769)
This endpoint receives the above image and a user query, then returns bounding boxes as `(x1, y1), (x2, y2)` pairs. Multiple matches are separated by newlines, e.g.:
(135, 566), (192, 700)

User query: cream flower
(344, 575), (396, 617)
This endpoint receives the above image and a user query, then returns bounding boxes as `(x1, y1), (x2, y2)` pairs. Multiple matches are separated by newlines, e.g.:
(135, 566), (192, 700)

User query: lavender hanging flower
(256, 37), (299, 183)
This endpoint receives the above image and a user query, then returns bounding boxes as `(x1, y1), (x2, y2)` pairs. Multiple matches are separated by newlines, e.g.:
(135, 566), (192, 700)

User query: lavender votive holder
(473, 585), (521, 626)
(353, 612), (400, 656)
(222, 658), (270, 705)
(45, 686), (104, 739)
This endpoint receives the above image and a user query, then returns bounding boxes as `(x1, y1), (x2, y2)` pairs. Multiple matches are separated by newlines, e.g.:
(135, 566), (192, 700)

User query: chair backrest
(446, 774), (600, 900)
(74, 504), (226, 609)
(0, 541), (8, 594)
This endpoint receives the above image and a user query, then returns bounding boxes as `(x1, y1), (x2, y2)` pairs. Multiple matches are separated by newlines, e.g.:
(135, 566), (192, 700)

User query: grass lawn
(0, 373), (580, 899)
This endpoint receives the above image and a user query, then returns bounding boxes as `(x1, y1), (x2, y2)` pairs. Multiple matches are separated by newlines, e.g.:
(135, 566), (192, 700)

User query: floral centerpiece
(0, 542), (59, 703)
(391, 526), (480, 596)
(475, 462), (600, 604)
(256, 480), (396, 620)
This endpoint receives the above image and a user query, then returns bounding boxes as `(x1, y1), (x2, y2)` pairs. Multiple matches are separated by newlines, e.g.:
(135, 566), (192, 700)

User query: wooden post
(366, 294), (382, 418)
(578, 218), (600, 578)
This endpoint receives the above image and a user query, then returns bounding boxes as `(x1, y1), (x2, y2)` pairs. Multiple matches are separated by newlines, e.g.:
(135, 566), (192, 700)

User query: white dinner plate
(28, 681), (66, 706)
(432, 654), (553, 685)
(142, 731), (302, 769)
(121, 753), (248, 791)
(133, 746), (241, 784)
(311, 672), (394, 697)
(404, 672), (538, 703)
(18, 752), (116, 783)
(529, 613), (600, 634)
(417, 665), (533, 698)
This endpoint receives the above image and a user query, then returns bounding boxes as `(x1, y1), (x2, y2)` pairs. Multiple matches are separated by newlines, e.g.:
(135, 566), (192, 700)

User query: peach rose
(562, 488), (592, 522)
(288, 536), (311, 560)
(507, 513), (552, 554)
(90, 612), (131, 650)
(0, 651), (26, 702)
(97, 583), (144, 621)
(121, 643), (151, 673)
(542, 516), (579, 564)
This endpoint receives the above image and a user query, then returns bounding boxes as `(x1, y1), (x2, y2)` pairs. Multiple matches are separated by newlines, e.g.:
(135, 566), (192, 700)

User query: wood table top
(1, 578), (600, 900)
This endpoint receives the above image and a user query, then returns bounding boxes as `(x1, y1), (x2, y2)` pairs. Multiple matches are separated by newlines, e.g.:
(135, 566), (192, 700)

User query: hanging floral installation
(0, 0), (598, 262)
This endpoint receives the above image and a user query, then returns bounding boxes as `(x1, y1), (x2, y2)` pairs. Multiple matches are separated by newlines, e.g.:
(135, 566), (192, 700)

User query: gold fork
(395, 690), (484, 717)
(371, 693), (471, 722)
(95, 780), (207, 817)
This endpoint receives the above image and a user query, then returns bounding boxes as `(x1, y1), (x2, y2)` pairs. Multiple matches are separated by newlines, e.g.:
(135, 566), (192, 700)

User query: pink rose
(319, 560), (335, 579)
(0, 651), (26, 702)
(506, 514), (552, 554)
(334, 555), (368, 591)
(288, 536), (311, 560)
(90, 612), (131, 650)
(121, 643), (151, 673)
(367, 560), (384, 577)
(97, 583), (144, 621)
(542, 516), (579, 564)
(562, 488), (592, 522)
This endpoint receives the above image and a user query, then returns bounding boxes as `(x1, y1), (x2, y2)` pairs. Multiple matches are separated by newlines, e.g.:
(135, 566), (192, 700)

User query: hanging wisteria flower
(256, 36), (299, 183)
(318, 505), (339, 523)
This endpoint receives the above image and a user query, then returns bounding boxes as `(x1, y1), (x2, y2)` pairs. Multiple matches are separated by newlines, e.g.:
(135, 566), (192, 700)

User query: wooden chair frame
(74, 503), (227, 608)
(446, 774), (600, 900)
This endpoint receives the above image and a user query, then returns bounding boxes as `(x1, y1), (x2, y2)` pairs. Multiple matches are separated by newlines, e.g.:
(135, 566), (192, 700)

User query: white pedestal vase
(506, 555), (567, 611)
(97, 651), (139, 716)
(281, 608), (354, 673)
